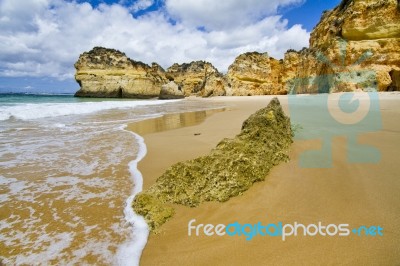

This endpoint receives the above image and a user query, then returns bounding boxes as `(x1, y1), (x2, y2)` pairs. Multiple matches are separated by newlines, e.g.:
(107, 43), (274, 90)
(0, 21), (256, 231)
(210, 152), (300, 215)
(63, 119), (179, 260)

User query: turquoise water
(0, 93), (75, 104)
(0, 93), (143, 105)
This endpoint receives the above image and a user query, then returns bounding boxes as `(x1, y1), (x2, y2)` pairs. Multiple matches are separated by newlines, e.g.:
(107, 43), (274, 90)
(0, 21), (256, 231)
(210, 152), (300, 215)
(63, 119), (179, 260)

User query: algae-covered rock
(132, 193), (175, 231)
(133, 98), (292, 231)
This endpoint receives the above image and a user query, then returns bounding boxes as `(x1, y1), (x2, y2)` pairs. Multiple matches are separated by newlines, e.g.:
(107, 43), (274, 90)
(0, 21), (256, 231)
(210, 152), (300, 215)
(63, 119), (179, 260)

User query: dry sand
(129, 94), (400, 265)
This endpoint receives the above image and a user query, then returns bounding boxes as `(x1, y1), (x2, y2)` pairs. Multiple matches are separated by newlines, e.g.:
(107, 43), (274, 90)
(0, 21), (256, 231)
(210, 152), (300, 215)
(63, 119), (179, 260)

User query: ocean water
(0, 94), (225, 265)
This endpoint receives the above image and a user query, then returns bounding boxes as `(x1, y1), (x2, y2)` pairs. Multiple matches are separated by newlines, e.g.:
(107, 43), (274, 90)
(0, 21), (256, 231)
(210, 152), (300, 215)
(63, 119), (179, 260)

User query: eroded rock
(166, 61), (227, 97)
(132, 98), (293, 231)
(74, 47), (168, 98)
(226, 52), (284, 95)
(159, 81), (184, 100)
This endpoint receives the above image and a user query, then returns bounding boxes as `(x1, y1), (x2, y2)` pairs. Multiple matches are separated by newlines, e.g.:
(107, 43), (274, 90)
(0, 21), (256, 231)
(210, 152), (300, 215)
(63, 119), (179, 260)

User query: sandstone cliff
(226, 52), (285, 95)
(74, 0), (400, 98)
(307, 0), (400, 92)
(74, 50), (225, 98)
(226, 0), (400, 94)
(159, 81), (184, 99)
(74, 47), (167, 98)
(166, 61), (227, 97)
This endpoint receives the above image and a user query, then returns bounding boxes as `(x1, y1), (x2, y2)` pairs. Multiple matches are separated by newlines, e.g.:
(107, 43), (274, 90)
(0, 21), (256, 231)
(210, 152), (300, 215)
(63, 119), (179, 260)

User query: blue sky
(0, 0), (341, 94)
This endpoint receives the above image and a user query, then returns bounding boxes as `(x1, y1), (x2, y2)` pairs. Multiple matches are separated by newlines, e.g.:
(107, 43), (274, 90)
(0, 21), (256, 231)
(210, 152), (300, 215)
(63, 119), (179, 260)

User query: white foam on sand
(0, 100), (180, 121)
(116, 129), (149, 266)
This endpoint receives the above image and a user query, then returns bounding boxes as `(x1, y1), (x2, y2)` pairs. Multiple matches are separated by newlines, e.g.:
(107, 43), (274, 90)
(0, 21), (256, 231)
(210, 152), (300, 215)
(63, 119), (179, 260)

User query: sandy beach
(130, 94), (400, 265)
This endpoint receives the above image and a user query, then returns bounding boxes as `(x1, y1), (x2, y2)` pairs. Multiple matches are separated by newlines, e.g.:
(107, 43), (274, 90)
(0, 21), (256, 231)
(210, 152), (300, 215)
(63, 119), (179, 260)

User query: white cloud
(0, 0), (50, 32)
(128, 0), (154, 12)
(165, 0), (304, 30)
(0, 0), (309, 79)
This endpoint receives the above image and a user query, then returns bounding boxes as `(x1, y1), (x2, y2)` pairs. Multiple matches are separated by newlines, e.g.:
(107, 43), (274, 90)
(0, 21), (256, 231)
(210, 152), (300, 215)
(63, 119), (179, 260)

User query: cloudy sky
(0, 0), (340, 93)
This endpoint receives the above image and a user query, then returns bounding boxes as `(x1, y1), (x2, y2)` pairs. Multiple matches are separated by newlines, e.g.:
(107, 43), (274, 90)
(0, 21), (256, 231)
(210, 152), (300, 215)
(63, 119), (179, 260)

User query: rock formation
(132, 98), (293, 231)
(74, 47), (167, 98)
(283, 0), (400, 93)
(159, 81), (184, 99)
(226, 0), (400, 94)
(74, 0), (400, 98)
(307, 0), (400, 92)
(226, 52), (285, 95)
(166, 61), (227, 97)
(74, 51), (226, 98)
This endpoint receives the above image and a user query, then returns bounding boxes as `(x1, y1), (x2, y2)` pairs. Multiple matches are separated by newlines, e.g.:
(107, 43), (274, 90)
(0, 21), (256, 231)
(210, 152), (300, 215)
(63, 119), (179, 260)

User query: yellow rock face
(166, 61), (227, 97)
(226, 52), (285, 95)
(74, 49), (226, 98)
(306, 0), (400, 92)
(341, 0), (400, 40)
(74, 0), (400, 98)
(226, 0), (400, 95)
(74, 47), (167, 98)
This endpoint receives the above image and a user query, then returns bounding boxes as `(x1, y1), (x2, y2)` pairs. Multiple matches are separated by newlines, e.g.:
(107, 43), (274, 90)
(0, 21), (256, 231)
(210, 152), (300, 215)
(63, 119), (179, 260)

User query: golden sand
(131, 94), (400, 265)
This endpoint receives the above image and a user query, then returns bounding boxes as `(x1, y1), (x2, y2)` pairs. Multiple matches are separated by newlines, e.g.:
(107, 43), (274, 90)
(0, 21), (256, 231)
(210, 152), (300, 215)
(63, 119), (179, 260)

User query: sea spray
(117, 130), (149, 266)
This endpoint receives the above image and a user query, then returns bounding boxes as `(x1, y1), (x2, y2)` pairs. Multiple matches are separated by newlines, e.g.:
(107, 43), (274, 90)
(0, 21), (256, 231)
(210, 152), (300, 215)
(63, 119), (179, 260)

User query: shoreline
(121, 105), (229, 265)
(117, 131), (149, 266)
(127, 94), (400, 265)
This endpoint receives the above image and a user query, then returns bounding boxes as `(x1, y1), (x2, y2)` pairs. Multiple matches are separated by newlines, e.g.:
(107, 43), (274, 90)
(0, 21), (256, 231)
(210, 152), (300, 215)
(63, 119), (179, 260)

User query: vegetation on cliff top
(132, 97), (293, 231)
(75, 46), (149, 69)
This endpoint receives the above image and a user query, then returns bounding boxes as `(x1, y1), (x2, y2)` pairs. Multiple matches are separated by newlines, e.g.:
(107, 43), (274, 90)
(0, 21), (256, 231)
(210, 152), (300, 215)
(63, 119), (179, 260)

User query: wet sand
(131, 94), (400, 265)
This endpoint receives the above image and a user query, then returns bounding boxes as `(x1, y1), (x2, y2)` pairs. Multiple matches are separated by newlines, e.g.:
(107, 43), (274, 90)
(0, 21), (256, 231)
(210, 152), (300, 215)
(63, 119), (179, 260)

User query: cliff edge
(74, 47), (167, 98)
(74, 0), (400, 98)
(227, 0), (400, 95)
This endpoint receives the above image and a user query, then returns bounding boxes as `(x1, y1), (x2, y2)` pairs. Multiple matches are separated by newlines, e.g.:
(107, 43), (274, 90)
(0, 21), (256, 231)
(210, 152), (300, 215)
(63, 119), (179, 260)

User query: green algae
(132, 97), (293, 231)
(132, 193), (175, 232)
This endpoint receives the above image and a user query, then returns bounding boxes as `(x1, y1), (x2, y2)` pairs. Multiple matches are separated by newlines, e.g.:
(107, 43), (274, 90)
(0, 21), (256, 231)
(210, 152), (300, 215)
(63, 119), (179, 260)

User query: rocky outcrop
(132, 98), (293, 231)
(289, 0), (400, 93)
(159, 81), (184, 99)
(74, 0), (400, 98)
(74, 47), (168, 98)
(388, 69), (400, 91)
(225, 0), (400, 94)
(280, 48), (319, 93)
(226, 52), (284, 95)
(166, 61), (227, 97)
(74, 50), (226, 98)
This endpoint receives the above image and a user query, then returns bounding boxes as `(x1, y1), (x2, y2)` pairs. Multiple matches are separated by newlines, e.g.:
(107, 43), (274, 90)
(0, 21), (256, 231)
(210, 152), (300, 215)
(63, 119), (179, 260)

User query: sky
(0, 0), (341, 94)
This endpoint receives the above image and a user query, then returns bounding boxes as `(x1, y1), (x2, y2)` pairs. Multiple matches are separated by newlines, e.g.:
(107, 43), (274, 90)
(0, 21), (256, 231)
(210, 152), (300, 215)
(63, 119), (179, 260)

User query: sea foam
(116, 130), (149, 266)
(0, 100), (179, 121)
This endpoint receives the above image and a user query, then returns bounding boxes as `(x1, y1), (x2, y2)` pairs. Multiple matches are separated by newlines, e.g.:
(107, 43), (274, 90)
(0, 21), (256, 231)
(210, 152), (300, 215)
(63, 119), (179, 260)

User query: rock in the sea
(132, 98), (293, 231)
(74, 47), (168, 98)
(166, 61), (227, 97)
(159, 81), (184, 99)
